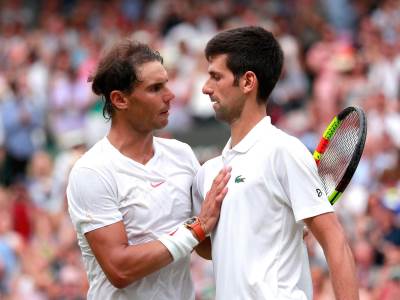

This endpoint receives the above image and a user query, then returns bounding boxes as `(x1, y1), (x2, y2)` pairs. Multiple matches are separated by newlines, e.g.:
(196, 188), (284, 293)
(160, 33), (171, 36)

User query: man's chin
(155, 119), (169, 130)
(214, 111), (229, 122)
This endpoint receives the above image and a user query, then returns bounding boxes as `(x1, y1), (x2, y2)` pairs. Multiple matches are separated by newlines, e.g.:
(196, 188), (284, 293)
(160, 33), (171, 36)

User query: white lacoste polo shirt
(193, 117), (334, 300)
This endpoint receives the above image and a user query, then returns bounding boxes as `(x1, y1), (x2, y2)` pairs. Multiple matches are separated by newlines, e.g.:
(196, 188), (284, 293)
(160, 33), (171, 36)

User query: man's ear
(241, 71), (257, 95)
(110, 90), (128, 110)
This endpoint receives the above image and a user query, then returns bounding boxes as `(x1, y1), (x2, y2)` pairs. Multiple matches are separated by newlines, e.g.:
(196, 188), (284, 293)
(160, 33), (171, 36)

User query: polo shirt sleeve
(186, 144), (201, 176)
(191, 165), (206, 216)
(67, 166), (122, 235)
(276, 138), (334, 222)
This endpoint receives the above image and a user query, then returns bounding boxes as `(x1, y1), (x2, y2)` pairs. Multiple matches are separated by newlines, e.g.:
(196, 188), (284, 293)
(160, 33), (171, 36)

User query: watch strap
(184, 217), (207, 242)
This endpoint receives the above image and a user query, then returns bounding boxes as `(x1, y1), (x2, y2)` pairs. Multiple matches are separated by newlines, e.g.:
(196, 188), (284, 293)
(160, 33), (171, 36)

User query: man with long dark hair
(67, 40), (230, 300)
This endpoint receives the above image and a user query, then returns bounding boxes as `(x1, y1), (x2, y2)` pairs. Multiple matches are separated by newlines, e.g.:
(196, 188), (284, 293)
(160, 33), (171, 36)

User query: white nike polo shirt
(68, 137), (200, 300)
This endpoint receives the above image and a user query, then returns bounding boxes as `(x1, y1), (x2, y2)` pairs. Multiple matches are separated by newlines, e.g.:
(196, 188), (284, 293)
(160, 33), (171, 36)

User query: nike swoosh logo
(151, 181), (165, 188)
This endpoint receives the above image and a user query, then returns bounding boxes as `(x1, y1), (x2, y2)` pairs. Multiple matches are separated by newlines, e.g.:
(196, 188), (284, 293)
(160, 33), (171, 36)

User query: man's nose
(202, 81), (212, 95)
(163, 87), (175, 102)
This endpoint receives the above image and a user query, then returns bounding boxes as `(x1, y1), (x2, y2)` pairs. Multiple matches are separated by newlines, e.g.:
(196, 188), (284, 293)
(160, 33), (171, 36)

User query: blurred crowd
(0, 0), (400, 299)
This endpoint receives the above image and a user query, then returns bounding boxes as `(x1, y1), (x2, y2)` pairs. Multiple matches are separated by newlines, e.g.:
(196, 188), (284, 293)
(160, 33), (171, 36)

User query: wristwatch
(183, 217), (207, 242)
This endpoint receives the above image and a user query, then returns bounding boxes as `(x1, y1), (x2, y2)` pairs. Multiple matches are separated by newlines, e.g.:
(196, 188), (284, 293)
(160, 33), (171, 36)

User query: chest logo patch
(235, 175), (245, 183)
(151, 181), (165, 188)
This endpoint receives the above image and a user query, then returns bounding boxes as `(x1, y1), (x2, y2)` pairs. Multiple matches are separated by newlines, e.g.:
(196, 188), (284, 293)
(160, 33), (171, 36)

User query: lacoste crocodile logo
(235, 175), (245, 183)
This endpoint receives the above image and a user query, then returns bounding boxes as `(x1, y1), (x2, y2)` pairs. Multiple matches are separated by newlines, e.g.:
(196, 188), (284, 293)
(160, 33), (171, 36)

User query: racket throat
(328, 190), (342, 205)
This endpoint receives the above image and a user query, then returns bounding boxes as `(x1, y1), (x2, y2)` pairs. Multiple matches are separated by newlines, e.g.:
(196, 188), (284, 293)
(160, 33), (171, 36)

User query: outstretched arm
(85, 167), (231, 288)
(193, 166), (232, 260)
(86, 222), (172, 288)
(305, 212), (359, 300)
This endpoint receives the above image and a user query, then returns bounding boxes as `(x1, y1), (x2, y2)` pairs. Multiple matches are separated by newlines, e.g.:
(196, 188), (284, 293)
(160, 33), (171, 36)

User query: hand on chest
(207, 159), (270, 205)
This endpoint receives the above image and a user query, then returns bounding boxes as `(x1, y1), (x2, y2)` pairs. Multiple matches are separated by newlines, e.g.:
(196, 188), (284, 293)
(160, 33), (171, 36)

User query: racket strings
(318, 111), (361, 195)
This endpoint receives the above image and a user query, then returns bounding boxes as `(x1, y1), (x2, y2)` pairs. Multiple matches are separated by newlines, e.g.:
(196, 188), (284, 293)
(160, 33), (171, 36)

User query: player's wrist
(158, 225), (199, 262)
(183, 216), (208, 242)
(158, 217), (210, 262)
(198, 217), (209, 238)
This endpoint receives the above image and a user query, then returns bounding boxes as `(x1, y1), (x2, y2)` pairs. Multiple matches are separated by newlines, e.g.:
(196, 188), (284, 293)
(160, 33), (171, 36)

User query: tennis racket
(313, 106), (367, 205)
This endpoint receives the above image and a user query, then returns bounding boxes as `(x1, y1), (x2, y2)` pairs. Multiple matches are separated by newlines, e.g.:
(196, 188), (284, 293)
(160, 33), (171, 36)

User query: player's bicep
(304, 212), (344, 249)
(85, 221), (129, 279)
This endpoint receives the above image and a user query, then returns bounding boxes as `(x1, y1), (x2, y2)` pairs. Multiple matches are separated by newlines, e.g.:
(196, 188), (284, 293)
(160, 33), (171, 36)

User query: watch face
(186, 217), (197, 225)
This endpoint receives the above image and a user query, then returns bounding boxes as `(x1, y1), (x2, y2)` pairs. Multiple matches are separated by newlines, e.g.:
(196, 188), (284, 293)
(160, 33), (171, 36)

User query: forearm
(324, 237), (359, 300)
(105, 240), (173, 288)
(305, 213), (359, 300)
(90, 224), (200, 288)
(85, 221), (177, 289)
(84, 166), (231, 289)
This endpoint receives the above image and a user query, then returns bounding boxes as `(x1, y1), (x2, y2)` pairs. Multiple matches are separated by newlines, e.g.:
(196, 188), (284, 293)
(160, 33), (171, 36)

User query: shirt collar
(222, 116), (272, 156)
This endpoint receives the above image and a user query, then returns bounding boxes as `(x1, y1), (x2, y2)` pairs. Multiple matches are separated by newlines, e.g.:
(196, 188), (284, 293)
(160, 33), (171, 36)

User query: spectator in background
(48, 49), (94, 151)
(306, 23), (346, 126)
(26, 49), (49, 112)
(0, 76), (44, 186)
(367, 41), (400, 103)
(271, 17), (309, 115)
(26, 150), (54, 212)
(339, 53), (371, 108)
(163, 63), (194, 134)
(51, 136), (87, 215)
(0, 187), (24, 295)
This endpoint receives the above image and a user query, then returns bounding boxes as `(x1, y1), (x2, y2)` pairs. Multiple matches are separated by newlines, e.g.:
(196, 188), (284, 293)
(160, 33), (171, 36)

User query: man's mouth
(161, 107), (169, 114)
(160, 109), (169, 116)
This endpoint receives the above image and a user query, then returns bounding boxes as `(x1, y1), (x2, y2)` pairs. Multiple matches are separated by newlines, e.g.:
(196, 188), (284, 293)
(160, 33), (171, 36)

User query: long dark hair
(89, 40), (163, 120)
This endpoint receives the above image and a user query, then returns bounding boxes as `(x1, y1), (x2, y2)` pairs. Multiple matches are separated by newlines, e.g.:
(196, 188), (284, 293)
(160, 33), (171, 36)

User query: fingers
(214, 173), (230, 203)
(199, 167), (231, 233)
(215, 171), (231, 199)
(215, 187), (228, 203)
(210, 166), (231, 198)
(212, 166), (231, 186)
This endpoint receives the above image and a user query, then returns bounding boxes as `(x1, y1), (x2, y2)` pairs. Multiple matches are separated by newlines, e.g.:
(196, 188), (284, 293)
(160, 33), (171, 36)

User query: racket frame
(313, 107), (367, 205)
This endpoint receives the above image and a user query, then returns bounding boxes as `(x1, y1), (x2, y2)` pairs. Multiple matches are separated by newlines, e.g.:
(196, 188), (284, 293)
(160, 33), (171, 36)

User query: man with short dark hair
(193, 26), (359, 300)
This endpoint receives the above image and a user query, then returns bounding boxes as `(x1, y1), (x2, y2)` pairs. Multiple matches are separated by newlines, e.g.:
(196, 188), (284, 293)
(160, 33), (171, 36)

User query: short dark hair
(205, 26), (283, 104)
(89, 40), (163, 120)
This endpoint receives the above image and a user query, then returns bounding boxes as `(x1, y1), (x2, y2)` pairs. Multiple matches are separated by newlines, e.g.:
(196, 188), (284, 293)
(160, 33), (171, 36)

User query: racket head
(313, 106), (367, 205)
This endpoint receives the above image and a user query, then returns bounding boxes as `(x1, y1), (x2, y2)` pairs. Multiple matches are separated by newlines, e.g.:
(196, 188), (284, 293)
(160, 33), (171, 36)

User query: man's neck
(107, 121), (155, 165)
(230, 105), (266, 148)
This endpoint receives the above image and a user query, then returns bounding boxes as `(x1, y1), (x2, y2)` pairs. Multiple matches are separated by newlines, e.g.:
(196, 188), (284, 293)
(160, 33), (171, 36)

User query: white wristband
(158, 225), (199, 262)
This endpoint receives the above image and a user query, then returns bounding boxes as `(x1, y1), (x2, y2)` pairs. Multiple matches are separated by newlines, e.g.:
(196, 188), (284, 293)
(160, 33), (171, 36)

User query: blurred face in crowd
(202, 54), (245, 124)
(118, 61), (174, 133)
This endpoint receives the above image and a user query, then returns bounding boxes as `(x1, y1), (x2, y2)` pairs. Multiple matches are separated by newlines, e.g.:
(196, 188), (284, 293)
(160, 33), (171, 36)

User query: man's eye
(150, 84), (162, 92)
